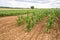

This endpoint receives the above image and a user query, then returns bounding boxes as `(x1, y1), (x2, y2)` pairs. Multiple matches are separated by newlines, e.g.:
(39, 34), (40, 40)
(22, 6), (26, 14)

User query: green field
(0, 9), (34, 16)
(0, 8), (52, 17)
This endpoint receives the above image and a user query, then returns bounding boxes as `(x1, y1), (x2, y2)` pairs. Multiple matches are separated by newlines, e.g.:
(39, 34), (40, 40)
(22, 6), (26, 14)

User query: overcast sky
(0, 0), (60, 8)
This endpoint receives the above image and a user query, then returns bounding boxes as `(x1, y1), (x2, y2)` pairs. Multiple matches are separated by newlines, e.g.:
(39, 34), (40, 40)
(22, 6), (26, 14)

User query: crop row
(46, 9), (55, 32)
(0, 9), (52, 17)
(17, 8), (60, 32)
(0, 9), (35, 17)
(17, 9), (49, 31)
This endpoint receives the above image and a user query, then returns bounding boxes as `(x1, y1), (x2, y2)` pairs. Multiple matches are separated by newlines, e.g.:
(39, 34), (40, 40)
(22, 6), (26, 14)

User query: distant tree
(31, 6), (34, 9)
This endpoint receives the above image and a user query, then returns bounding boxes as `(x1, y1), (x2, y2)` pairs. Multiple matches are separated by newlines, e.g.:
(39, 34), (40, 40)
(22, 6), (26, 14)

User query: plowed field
(0, 16), (60, 40)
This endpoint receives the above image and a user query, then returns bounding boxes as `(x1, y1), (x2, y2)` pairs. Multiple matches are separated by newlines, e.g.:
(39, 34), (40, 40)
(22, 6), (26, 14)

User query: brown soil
(0, 16), (60, 40)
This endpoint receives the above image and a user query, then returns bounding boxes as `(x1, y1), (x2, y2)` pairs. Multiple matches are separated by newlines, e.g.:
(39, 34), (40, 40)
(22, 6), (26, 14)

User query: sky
(0, 0), (60, 8)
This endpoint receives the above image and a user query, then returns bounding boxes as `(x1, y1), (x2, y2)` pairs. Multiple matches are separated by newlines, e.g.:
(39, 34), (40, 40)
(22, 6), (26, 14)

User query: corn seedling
(25, 15), (31, 31)
(17, 15), (24, 26)
(46, 9), (55, 32)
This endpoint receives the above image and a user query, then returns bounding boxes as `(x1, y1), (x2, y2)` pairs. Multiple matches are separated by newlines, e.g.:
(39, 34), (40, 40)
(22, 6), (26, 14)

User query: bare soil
(0, 16), (60, 40)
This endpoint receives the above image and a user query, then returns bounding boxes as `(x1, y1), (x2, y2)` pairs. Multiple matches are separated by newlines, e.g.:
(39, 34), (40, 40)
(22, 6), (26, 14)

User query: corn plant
(25, 13), (35, 31)
(31, 15), (35, 28)
(55, 8), (60, 19)
(17, 15), (24, 26)
(46, 9), (55, 32)
(25, 15), (31, 31)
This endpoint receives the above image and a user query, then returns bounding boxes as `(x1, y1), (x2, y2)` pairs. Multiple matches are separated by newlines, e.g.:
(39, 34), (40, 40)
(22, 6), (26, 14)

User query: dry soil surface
(0, 16), (60, 40)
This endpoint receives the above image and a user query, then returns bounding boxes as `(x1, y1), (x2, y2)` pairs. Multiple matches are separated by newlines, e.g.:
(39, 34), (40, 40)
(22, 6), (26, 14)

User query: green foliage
(17, 15), (24, 26)
(31, 15), (35, 28)
(0, 9), (35, 17)
(16, 8), (60, 32)
(25, 15), (31, 31)
(31, 6), (34, 9)
(55, 8), (60, 19)
(46, 9), (55, 32)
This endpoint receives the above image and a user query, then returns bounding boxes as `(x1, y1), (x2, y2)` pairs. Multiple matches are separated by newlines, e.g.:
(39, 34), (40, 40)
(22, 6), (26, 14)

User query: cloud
(15, 0), (50, 3)
(54, 0), (60, 4)
(0, 0), (60, 8)
(50, 0), (60, 8)
(9, 1), (35, 8)
(0, 1), (11, 7)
